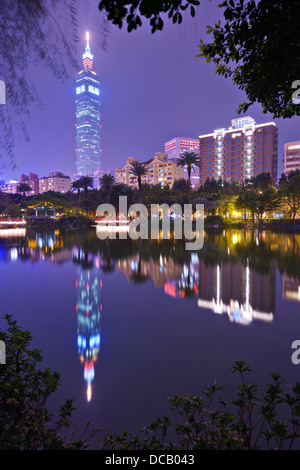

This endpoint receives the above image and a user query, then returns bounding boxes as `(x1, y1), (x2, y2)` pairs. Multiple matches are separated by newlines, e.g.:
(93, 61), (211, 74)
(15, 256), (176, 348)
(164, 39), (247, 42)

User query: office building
(199, 116), (278, 185)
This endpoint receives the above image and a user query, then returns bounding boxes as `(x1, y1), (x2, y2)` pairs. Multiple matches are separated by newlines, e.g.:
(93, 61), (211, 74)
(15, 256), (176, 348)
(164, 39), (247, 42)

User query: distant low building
(115, 152), (184, 189)
(1, 171), (71, 195)
(39, 172), (71, 194)
(1, 180), (19, 194)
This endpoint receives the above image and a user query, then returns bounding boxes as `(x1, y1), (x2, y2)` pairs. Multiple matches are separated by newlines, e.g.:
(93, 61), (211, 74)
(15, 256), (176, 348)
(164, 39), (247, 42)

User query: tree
(76, 176), (94, 194)
(250, 172), (273, 192)
(71, 179), (82, 197)
(172, 178), (190, 193)
(256, 187), (282, 219)
(0, 315), (96, 449)
(235, 188), (258, 222)
(130, 161), (148, 204)
(176, 151), (200, 204)
(197, 0), (300, 119)
(17, 182), (31, 197)
(0, 0), (79, 168)
(203, 177), (222, 194)
(278, 170), (300, 219)
(98, 0), (200, 33)
(100, 173), (116, 202)
(98, 1), (300, 118)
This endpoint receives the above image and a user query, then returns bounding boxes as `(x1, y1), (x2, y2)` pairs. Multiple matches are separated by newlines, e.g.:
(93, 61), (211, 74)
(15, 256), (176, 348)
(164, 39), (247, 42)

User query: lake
(0, 226), (300, 445)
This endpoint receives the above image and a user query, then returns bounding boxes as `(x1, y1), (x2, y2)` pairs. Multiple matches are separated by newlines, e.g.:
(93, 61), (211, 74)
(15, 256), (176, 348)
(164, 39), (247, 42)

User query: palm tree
(100, 173), (115, 202)
(78, 176), (94, 194)
(130, 161), (148, 204)
(17, 182), (31, 197)
(176, 151), (200, 204)
(71, 179), (82, 197)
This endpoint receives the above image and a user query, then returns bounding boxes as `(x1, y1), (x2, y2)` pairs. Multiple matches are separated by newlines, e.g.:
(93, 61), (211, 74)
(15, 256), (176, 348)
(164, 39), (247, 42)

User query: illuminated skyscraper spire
(83, 31), (93, 70)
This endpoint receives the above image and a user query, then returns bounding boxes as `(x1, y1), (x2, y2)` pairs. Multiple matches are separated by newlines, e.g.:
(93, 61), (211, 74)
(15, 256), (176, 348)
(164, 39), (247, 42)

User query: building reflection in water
(1, 228), (299, 399)
(197, 259), (275, 325)
(116, 251), (276, 325)
(282, 273), (300, 304)
(73, 249), (102, 402)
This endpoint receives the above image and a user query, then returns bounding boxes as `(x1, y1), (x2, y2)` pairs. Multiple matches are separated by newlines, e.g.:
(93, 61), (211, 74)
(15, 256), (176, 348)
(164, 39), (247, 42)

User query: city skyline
(1, 1), (299, 182)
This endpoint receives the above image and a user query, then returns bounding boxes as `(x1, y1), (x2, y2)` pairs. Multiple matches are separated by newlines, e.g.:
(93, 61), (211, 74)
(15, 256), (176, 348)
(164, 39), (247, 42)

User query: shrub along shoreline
(1, 315), (300, 450)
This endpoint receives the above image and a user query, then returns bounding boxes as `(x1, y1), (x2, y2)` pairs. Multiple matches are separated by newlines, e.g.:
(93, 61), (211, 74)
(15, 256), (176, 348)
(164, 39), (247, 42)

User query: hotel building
(115, 152), (184, 189)
(199, 116), (278, 185)
(164, 137), (200, 188)
(283, 140), (300, 175)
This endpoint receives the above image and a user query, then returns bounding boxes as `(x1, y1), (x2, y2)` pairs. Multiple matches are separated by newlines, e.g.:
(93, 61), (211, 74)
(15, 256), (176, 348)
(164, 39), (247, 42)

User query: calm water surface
(0, 227), (300, 442)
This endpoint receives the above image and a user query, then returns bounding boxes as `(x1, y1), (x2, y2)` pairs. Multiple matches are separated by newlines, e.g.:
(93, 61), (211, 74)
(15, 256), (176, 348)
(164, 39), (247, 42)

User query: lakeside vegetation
(1, 314), (300, 450)
(0, 171), (299, 229)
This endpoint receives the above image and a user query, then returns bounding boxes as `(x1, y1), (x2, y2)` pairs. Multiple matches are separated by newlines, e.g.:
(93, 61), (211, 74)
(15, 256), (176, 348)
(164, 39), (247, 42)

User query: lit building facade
(164, 137), (200, 188)
(283, 140), (300, 175)
(75, 32), (101, 177)
(115, 152), (184, 189)
(39, 172), (71, 194)
(1, 180), (19, 194)
(2, 173), (39, 195)
(199, 116), (278, 185)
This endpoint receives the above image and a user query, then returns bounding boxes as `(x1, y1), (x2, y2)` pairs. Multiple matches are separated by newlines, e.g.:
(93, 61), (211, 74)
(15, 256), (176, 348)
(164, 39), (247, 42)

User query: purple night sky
(3, 0), (299, 181)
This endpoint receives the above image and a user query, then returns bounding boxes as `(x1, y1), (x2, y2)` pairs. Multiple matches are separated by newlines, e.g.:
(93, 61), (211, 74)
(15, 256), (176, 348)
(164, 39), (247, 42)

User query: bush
(1, 316), (300, 450)
(0, 315), (96, 449)
(205, 215), (224, 225)
(102, 362), (300, 450)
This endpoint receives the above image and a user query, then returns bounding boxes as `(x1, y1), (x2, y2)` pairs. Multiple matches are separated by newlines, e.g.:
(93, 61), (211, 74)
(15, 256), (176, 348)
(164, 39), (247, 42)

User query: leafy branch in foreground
(102, 360), (300, 450)
(197, 0), (300, 119)
(98, 0), (200, 33)
(1, 315), (300, 450)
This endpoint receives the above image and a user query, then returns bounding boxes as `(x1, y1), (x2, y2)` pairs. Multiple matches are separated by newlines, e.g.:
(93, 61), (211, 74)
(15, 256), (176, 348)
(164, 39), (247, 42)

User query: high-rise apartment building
(75, 32), (101, 176)
(283, 140), (300, 175)
(199, 116), (278, 185)
(115, 152), (184, 189)
(164, 137), (200, 188)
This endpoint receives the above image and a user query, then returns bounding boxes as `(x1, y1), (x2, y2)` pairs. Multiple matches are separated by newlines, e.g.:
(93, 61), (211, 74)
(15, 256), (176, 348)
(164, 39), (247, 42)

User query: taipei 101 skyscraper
(75, 32), (101, 176)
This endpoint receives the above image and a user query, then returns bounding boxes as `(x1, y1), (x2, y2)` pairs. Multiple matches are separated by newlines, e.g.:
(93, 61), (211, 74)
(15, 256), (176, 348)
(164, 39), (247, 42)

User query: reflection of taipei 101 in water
(75, 251), (102, 402)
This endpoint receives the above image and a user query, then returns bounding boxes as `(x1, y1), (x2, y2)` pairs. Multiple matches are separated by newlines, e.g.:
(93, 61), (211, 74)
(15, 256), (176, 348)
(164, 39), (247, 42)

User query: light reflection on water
(0, 227), (300, 437)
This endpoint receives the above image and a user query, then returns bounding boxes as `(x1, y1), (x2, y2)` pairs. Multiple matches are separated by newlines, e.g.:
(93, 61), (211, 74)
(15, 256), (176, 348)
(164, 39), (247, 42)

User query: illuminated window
(88, 85), (100, 95)
(76, 85), (85, 94)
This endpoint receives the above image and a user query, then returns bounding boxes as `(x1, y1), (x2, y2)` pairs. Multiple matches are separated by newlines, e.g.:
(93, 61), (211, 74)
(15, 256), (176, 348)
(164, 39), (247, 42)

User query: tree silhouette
(176, 151), (200, 205)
